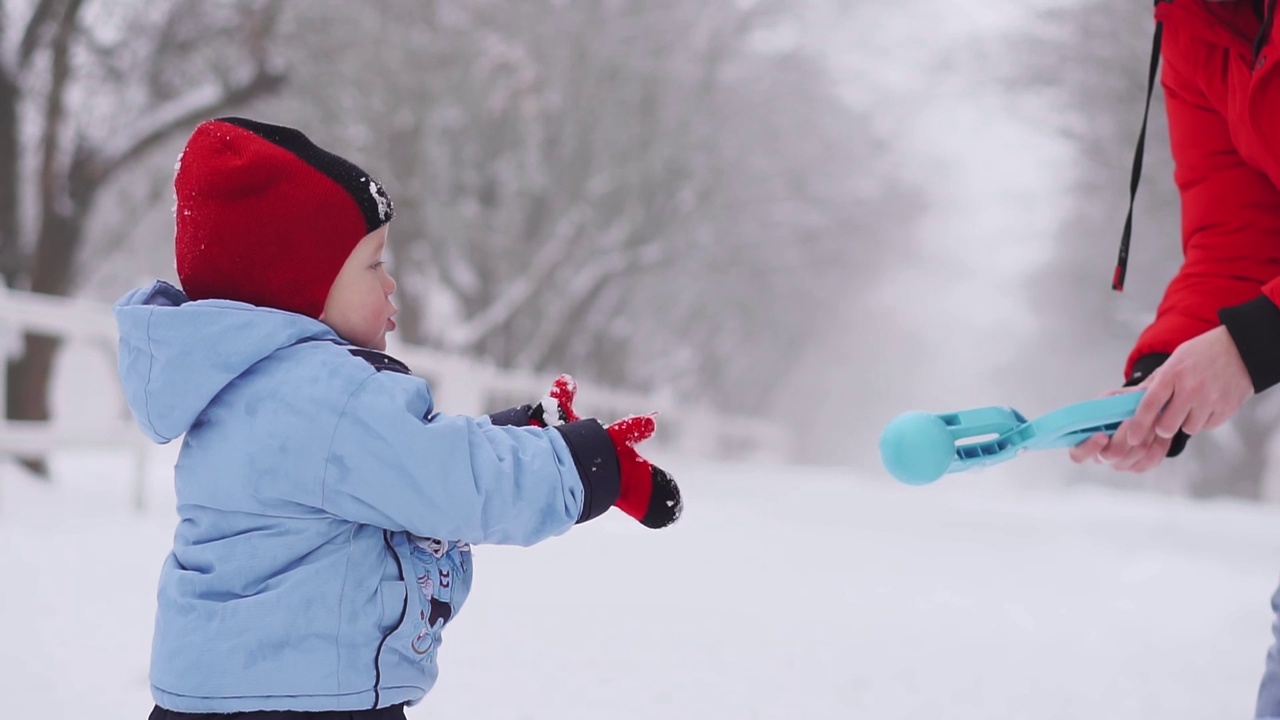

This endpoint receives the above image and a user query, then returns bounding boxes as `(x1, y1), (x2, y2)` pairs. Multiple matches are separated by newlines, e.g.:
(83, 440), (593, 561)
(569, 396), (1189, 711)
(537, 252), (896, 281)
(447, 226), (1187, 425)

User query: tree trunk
(0, 0), (13, 286)
(1, 0), (286, 480)
(5, 333), (57, 474)
(0, 69), (19, 287)
(0, 71), (30, 469)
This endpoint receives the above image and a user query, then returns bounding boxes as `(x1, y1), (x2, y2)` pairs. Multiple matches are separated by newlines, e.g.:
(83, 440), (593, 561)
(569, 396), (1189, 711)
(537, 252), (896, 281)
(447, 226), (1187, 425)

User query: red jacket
(1129, 0), (1280, 391)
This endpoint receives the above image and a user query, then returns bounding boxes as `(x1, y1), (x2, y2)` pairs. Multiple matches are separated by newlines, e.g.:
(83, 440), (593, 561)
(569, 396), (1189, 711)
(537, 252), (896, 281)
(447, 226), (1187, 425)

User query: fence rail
(0, 285), (791, 505)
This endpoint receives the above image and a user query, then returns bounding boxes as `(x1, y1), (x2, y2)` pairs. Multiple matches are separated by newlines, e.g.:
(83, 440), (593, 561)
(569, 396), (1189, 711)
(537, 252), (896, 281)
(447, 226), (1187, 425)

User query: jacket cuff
(488, 404), (536, 427)
(1123, 352), (1188, 458)
(1218, 294), (1280, 394)
(554, 420), (620, 524)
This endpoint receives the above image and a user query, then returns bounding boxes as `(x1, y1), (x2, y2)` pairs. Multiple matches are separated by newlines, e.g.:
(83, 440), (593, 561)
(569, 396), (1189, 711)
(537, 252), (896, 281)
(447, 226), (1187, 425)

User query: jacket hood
(113, 280), (343, 443)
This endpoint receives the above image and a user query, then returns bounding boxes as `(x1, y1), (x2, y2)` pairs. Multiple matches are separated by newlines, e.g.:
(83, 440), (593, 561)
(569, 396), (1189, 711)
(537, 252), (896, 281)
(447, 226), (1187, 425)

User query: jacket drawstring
(1255, 0), (1277, 58)
(1114, 0), (1168, 292)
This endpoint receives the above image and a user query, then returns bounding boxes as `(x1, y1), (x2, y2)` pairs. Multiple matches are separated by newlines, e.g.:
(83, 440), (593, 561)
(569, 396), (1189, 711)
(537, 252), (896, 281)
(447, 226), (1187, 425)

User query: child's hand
(532, 373), (581, 427)
(605, 414), (682, 529)
(491, 374), (683, 528)
(486, 373), (580, 428)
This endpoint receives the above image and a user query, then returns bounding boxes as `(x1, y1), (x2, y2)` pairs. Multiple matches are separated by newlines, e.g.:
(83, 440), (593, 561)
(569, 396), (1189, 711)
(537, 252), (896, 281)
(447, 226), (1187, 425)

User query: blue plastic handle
(879, 391), (1144, 485)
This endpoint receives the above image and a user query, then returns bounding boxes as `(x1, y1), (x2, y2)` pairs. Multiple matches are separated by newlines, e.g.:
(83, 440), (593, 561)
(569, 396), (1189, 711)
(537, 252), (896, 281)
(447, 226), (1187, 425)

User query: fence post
(0, 284), (14, 516)
(0, 283), (13, 433)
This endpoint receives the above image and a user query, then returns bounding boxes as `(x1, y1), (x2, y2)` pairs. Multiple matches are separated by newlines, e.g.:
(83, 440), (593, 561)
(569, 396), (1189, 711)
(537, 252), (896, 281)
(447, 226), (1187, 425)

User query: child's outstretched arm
(319, 370), (677, 545)
(486, 373), (682, 529)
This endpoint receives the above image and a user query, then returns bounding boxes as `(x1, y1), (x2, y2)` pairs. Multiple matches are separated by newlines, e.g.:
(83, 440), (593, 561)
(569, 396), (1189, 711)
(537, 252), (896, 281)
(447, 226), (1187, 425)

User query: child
(113, 116), (683, 719)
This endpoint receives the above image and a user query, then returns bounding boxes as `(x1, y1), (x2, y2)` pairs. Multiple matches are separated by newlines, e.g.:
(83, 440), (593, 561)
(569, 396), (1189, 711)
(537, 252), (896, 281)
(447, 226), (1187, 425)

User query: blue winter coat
(113, 280), (619, 712)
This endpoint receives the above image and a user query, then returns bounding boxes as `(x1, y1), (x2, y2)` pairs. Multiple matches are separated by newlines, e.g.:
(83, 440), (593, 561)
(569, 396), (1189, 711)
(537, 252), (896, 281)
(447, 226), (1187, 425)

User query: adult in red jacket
(1073, 0), (1278, 469)
(1070, 2), (1280, 715)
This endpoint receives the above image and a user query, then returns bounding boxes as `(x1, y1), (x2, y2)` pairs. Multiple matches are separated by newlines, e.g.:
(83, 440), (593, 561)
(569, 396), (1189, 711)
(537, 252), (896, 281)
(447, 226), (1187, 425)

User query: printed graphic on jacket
(407, 535), (472, 661)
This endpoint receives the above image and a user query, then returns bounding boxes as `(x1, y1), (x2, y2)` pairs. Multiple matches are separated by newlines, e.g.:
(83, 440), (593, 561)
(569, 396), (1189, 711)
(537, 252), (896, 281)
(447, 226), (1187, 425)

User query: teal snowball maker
(879, 391), (1145, 485)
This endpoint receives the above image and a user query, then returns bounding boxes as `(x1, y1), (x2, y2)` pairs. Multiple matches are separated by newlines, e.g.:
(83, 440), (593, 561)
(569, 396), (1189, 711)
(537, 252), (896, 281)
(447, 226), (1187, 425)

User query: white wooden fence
(0, 285), (792, 507)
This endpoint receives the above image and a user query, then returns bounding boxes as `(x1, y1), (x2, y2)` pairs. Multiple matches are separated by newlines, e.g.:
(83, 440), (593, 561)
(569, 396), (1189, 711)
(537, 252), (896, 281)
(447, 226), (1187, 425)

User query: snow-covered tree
(267, 0), (909, 413)
(0, 0), (285, 474)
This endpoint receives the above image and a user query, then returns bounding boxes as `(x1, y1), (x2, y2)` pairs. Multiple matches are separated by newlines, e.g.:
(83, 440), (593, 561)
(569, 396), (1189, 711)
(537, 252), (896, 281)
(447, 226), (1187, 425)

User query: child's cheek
(367, 299), (387, 330)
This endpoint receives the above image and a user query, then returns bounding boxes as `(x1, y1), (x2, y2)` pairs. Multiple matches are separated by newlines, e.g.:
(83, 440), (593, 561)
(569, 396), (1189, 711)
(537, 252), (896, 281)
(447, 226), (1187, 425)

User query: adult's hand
(1068, 325), (1251, 472)
(1126, 325), (1251, 441)
(1067, 386), (1172, 473)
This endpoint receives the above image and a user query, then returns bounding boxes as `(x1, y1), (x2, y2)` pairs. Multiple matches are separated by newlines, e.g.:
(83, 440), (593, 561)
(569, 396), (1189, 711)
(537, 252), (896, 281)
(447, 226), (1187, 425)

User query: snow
(3, 446), (1279, 719)
(4, 3), (1275, 717)
(369, 179), (391, 222)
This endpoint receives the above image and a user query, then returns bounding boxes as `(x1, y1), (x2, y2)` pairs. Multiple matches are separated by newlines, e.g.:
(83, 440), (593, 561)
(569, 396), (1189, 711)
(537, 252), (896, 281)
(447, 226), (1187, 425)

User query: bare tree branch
(97, 65), (285, 181)
(517, 216), (666, 368)
(36, 0), (82, 214)
(16, 0), (62, 71)
(0, 0), (19, 286)
(79, 168), (169, 272)
(240, 0), (285, 68)
(282, 0), (897, 413)
(0, 0), (7, 79)
(440, 204), (587, 350)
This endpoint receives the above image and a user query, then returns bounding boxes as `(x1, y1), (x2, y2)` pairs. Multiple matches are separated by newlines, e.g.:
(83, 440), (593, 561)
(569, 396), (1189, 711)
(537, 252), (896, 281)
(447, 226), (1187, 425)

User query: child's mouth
(387, 317), (397, 332)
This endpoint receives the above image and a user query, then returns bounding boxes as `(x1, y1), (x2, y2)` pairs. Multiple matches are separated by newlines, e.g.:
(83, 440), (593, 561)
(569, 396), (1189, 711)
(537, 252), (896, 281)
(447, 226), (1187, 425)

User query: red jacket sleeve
(1127, 35), (1280, 386)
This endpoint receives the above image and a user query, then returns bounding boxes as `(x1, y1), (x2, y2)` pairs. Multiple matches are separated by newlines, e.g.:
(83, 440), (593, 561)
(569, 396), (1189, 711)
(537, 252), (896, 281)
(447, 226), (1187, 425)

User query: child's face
(321, 226), (398, 350)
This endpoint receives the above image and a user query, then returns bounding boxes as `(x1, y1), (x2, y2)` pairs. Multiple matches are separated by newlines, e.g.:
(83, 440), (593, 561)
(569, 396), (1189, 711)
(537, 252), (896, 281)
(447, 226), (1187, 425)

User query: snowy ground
(3, 446), (1280, 720)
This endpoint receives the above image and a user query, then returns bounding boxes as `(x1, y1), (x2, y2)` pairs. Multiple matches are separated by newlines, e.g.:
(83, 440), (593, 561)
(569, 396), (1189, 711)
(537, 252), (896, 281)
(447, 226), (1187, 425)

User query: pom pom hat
(174, 117), (395, 319)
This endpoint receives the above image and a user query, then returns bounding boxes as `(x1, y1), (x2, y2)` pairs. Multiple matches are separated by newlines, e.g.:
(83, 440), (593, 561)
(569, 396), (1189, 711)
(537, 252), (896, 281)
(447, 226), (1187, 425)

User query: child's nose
(383, 273), (397, 296)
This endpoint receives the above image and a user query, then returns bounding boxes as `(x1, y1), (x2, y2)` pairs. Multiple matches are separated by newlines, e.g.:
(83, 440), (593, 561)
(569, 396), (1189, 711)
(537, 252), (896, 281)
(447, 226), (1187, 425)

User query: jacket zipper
(372, 530), (409, 710)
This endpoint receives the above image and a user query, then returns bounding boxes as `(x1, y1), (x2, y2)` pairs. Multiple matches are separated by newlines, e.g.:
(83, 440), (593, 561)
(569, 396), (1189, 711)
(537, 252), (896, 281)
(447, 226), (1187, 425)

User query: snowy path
(3, 449), (1279, 719)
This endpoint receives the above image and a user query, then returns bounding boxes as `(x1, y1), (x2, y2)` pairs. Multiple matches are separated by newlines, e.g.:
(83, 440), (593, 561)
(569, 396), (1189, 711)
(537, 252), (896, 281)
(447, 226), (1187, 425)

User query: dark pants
(149, 705), (406, 720)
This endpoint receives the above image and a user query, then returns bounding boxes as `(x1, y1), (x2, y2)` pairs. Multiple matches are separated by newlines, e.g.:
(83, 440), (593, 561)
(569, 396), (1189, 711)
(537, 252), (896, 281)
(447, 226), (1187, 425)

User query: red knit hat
(174, 117), (395, 319)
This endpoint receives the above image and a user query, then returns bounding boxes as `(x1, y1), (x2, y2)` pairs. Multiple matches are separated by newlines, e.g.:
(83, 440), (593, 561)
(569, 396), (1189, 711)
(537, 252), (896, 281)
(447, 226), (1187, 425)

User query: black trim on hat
(215, 116), (395, 233)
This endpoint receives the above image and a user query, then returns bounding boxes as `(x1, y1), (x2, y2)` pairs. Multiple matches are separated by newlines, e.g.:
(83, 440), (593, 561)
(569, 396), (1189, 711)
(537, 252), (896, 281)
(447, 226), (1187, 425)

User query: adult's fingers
(1099, 423), (1147, 467)
(1153, 386), (1192, 440)
(1126, 373), (1173, 446)
(1182, 404), (1212, 436)
(1069, 432), (1109, 464)
(1125, 435), (1173, 473)
(1107, 434), (1155, 470)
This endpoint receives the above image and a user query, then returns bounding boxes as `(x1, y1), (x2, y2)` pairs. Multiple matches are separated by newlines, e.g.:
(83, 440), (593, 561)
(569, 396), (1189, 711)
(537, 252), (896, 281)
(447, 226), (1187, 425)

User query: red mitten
(536, 373), (581, 427)
(605, 415), (682, 529)
(486, 374), (581, 429)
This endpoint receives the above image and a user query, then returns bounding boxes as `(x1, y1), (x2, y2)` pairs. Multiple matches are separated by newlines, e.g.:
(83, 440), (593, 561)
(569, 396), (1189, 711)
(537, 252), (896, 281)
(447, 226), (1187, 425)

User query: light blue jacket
(114, 280), (618, 712)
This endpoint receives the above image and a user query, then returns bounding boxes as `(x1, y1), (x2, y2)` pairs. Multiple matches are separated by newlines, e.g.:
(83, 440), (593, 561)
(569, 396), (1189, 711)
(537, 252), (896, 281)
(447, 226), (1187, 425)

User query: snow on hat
(174, 116), (395, 319)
